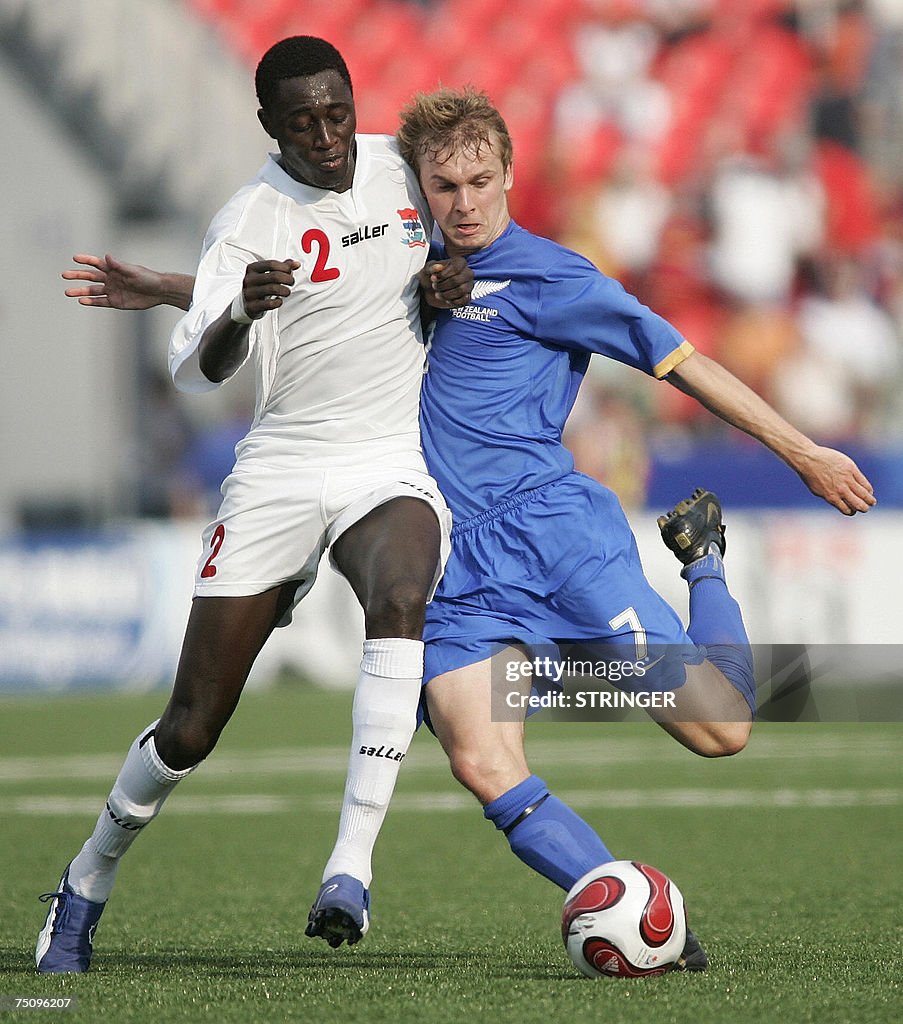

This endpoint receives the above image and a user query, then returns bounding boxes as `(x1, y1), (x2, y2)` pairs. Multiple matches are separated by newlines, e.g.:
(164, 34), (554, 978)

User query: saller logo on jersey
(397, 208), (427, 248)
(342, 223), (388, 247)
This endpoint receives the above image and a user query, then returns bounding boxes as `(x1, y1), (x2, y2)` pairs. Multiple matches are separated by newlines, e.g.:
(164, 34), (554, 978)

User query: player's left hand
(796, 444), (876, 515)
(419, 257), (473, 309)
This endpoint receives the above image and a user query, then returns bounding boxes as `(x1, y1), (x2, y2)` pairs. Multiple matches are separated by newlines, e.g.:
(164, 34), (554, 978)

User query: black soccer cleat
(673, 927), (709, 972)
(657, 488), (726, 566)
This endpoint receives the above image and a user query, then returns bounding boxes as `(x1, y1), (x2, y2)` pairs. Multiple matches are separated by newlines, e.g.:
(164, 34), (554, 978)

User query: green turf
(1, 688), (900, 1023)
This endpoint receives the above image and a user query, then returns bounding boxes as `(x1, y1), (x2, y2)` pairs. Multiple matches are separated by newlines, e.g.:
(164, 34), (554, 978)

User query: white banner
(0, 511), (897, 692)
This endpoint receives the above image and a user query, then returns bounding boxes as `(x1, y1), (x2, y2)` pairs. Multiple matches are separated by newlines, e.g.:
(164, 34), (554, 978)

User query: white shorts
(192, 446), (452, 624)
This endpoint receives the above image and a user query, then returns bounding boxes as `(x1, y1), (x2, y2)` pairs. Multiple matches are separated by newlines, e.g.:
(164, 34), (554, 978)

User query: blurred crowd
(154, 0), (903, 517)
(546, 0), (903, 499)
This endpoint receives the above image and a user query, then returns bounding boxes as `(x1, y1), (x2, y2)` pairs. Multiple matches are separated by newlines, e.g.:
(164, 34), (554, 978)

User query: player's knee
(447, 750), (484, 795)
(364, 580), (429, 638)
(695, 719), (751, 758)
(155, 706), (222, 769)
(447, 747), (518, 803)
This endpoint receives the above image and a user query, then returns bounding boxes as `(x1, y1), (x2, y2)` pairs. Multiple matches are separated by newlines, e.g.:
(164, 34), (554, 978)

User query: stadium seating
(186, 0), (820, 228)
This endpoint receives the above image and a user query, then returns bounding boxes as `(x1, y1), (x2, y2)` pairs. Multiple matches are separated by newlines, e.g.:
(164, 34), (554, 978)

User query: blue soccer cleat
(35, 867), (106, 974)
(304, 873), (370, 948)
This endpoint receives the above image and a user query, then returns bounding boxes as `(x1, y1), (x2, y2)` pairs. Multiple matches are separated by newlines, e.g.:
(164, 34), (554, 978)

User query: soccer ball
(562, 861), (687, 978)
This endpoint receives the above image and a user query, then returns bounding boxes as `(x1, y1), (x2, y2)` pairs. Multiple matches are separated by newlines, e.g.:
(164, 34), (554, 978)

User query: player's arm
(667, 351), (876, 516)
(62, 254), (195, 311)
(197, 258), (299, 383)
(418, 255), (473, 310)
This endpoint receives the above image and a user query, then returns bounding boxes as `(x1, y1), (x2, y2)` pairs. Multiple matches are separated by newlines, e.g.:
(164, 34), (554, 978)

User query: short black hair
(255, 36), (352, 111)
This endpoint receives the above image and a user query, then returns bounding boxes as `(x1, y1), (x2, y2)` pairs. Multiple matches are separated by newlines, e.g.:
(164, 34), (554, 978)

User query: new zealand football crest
(452, 279), (511, 322)
(397, 208), (427, 248)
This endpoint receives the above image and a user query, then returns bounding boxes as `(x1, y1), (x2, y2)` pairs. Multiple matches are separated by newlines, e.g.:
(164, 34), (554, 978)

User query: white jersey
(169, 135), (433, 459)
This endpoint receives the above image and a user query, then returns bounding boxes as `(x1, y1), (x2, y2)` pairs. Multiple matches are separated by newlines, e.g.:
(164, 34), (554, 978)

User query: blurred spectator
(591, 145), (673, 280)
(631, 208), (728, 431)
(807, 0), (874, 153)
(705, 130), (824, 305)
(866, 188), (903, 334)
(554, 6), (671, 150)
(772, 251), (900, 441)
(717, 302), (801, 406)
(862, 0), (903, 180)
(812, 138), (881, 254)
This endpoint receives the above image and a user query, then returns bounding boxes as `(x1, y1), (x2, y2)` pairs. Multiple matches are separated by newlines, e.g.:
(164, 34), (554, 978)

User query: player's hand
(796, 444), (876, 515)
(419, 257), (473, 309)
(240, 259), (300, 319)
(62, 253), (166, 309)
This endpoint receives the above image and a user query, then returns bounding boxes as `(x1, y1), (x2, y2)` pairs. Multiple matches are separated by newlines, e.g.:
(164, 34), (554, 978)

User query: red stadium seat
(814, 140), (881, 254)
(189, 0), (240, 20)
(558, 122), (622, 190)
(218, 0), (363, 64)
(443, 54), (518, 100)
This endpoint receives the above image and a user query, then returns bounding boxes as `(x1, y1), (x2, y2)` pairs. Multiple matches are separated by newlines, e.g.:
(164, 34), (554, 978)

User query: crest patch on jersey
(451, 279), (512, 323)
(470, 279), (511, 301)
(397, 208), (427, 248)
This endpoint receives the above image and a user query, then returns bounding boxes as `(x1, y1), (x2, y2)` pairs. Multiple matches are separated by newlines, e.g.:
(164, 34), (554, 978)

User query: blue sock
(683, 553), (756, 714)
(484, 775), (614, 891)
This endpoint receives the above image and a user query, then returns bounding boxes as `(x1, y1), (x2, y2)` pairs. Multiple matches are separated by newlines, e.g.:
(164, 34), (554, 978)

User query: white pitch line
(378, 788), (903, 812)
(0, 732), (898, 784)
(4, 794), (292, 816)
(1, 787), (899, 817)
(555, 787), (903, 809)
(0, 748), (353, 783)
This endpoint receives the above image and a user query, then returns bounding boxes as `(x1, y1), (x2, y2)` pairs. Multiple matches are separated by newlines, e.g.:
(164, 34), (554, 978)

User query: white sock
(321, 638), (423, 888)
(67, 721), (197, 902)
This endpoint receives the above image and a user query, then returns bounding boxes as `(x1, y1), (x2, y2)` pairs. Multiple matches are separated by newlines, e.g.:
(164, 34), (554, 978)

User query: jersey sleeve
(533, 257), (694, 378)
(168, 205), (260, 393)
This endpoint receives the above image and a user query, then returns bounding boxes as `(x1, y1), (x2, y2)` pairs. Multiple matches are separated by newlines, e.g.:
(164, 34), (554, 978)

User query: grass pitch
(1, 687), (900, 1023)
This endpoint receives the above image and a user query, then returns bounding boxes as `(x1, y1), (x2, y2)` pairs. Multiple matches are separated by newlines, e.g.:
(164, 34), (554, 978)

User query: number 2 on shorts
(200, 523), (226, 579)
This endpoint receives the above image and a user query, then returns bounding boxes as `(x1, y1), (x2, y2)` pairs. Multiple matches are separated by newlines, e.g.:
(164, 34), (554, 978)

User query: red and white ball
(562, 861), (687, 978)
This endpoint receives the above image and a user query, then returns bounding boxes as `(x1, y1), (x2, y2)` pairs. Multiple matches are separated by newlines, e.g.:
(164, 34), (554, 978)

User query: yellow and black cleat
(658, 488), (726, 566)
(673, 927), (709, 972)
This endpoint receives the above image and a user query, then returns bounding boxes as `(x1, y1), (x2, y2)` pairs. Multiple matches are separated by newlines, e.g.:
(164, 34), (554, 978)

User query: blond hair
(397, 86), (513, 174)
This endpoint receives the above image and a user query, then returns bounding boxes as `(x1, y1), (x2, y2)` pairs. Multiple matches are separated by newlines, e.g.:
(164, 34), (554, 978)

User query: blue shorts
(423, 474), (703, 688)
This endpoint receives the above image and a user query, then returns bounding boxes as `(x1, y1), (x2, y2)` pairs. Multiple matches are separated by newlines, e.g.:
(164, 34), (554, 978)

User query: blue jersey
(419, 221), (693, 520)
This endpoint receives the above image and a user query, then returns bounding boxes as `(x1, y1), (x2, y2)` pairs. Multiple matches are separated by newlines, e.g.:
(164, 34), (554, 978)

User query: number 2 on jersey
(302, 229), (340, 283)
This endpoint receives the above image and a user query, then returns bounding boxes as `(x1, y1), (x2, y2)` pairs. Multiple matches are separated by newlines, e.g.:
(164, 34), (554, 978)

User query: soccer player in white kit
(36, 37), (470, 972)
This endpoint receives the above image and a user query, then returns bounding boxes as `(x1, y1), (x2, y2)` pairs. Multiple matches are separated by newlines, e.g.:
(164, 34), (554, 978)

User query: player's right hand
(241, 259), (300, 319)
(62, 253), (166, 310)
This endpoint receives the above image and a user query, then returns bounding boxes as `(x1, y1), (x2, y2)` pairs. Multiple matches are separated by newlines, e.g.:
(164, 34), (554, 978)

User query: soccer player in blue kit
(395, 86), (875, 967)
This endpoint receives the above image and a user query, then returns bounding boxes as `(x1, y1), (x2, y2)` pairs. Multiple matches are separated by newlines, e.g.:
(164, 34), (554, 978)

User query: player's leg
(36, 586), (295, 973)
(426, 649), (707, 971)
(653, 488), (754, 757)
(425, 650), (616, 891)
(306, 496), (441, 946)
(563, 480), (752, 758)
